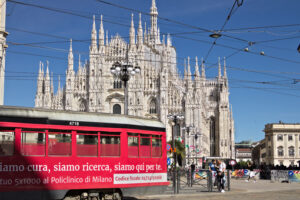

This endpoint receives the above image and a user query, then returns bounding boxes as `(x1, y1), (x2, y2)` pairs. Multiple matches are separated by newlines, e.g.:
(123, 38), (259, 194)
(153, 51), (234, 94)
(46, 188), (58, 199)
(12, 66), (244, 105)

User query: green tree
(167, 140), (185, 167)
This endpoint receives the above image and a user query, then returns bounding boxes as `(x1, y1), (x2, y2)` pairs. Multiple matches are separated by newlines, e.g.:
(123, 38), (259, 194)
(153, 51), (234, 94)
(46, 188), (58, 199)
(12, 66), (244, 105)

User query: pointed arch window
(79, 100), (86, 112)
(210, 117), (216, 157)
(113, 104), (121, 114)
(149, 99), (157, 114)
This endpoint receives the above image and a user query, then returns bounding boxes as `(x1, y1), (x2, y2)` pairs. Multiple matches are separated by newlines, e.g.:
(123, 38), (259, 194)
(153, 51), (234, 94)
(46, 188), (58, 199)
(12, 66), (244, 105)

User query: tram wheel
(112, 192), (122, 200)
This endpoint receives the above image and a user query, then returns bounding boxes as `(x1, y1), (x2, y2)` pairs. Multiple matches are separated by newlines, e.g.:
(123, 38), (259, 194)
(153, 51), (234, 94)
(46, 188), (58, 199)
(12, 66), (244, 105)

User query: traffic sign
(229, 160), (237, 166)
(167, 158), (171, 165)
(166, 144), (171, 151)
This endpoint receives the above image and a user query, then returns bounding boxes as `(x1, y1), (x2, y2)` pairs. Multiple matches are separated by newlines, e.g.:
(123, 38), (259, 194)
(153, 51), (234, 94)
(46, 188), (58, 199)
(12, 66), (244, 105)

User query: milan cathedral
(35, 0), (235, 161)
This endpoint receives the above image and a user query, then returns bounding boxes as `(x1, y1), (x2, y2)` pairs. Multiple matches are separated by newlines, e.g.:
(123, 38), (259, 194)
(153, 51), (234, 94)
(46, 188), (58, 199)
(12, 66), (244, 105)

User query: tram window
(0, 131), (14, 156)
(77, 134), (98, 157)
(140, 134), (151, 157)
(152, 135), (162, 157)
(21, 132), (45, 156)
(128, 133), (139, 157)
(100, 132), (120, 157)
(48, 133), (72, 156)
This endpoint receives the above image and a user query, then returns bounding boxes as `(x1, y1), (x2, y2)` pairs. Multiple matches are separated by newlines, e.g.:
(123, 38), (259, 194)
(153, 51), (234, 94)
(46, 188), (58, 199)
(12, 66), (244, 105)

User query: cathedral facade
(35, 0), (235, 162)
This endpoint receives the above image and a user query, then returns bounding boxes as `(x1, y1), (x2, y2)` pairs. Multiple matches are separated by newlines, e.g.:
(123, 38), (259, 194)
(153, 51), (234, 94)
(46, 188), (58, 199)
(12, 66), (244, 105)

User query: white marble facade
(35, 0), (235, 160)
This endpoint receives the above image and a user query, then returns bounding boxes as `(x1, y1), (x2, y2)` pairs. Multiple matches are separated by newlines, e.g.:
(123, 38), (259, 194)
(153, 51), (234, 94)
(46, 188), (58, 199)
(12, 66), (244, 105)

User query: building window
(113, 80), (122, 89)
(277, 146), (284, 157)
(288, 135), (293, 141)
(277, 134), (283, 141)
(210, 117), (216, 157)
(279, 161), (283, 166)
(268, 147), (271, 156)
(113, 104), (121, 114)
(289, 146), (295, 157)
(268, 135), (271, 141)
(149, 98), (157, 114)
(290, 160), (295, 166)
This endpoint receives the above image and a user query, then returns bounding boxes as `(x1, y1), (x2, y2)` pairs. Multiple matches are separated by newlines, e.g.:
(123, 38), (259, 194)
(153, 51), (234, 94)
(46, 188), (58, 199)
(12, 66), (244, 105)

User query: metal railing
(167, 169), (231, 194)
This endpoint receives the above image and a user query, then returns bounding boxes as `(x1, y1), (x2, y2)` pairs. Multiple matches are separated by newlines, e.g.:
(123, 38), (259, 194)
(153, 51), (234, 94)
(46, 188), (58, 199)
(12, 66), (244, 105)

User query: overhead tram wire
(7, 25), (300, 66)
(6, 0), (249, 44)
(8, 0), (300, 67)
(6, 0), (130, 29)
(203, 0), (244, 62)
(4, 52), (300, 86)
(230, 82), (300, 98)
(6, 1), (299, 65)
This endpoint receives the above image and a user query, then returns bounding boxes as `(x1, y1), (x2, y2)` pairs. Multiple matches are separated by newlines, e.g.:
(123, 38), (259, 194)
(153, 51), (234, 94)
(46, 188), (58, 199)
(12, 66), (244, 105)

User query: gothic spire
(195, 56), (200, 77)
(137, 13), (143, 46)
(144, 22), (147, 43)
(184, 58), (187, 80)
(68, 39), (74, 71)
(58, 75), (61, 93)
(91, 15), (98, 51)
(167, 34), (172, 46)
(150, 0), (158, 44)
(187, 56), (191, 77)
(51, 72), (54, 95)
(223, 57), (227, 79)
(129, 13), (135, 46)
(106, 30), (109, 45)
(78, 54), (81, 69)
(218, 57), (222, 79)
(201, 58), (206, 78)
(99, 15), (104, 46)
(38, 61), (42, 78)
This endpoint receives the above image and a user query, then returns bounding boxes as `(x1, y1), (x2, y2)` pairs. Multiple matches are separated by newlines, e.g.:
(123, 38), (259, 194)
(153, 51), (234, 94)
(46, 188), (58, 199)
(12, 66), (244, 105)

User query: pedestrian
(216, 160), (226, 193)
(191, 163), (196, 180)
(245, 161), (256, 183)
(209, 159), (217, 186)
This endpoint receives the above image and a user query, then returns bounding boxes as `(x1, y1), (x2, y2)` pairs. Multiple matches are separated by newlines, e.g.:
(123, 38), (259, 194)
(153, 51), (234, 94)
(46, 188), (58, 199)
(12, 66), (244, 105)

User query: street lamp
(167, 113), (184, 194)
(110, 62), (140, 115)
(209, 32), (222, 39)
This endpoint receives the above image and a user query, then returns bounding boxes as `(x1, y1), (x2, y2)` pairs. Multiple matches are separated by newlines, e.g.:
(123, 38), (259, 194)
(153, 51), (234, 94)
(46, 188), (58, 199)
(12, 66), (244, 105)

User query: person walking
(245, 161), (256, 182)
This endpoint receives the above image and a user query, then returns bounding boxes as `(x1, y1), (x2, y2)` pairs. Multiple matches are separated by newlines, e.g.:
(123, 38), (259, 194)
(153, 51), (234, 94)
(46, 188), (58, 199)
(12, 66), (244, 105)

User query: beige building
(262, 123), (300, 167)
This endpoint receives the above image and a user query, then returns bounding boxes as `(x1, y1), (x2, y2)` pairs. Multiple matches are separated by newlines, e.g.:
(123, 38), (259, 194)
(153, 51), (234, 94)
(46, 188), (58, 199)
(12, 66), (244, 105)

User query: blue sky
(3, 0), (300, 142)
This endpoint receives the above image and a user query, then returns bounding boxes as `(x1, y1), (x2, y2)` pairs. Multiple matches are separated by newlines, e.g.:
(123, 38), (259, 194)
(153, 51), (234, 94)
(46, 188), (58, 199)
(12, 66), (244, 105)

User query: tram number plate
(69, 121), (80, 126)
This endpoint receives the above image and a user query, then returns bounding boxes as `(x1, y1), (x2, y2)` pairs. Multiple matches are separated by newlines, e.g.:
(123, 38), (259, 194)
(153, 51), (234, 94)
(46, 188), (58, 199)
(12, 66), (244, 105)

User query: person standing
(216, 160), (226, 193)
(209, 159), (217, 186)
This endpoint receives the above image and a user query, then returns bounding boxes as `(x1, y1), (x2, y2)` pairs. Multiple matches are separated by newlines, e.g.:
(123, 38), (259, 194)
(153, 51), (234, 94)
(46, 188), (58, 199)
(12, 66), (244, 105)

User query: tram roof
(0, 106), (165, 131)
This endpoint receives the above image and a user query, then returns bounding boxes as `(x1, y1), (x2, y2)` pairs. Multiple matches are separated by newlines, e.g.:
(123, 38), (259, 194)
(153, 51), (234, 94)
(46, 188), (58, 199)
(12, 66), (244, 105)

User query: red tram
(0, 106), (168, 200)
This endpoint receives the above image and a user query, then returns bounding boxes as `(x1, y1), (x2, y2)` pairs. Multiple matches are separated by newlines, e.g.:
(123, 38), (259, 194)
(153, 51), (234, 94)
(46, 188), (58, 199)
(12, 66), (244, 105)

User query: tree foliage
(167, 140), (185, 166)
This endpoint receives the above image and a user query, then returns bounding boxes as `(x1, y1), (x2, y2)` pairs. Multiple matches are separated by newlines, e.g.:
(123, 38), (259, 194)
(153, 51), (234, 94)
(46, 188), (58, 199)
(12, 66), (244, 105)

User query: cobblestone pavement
(126, 179), (300, 200)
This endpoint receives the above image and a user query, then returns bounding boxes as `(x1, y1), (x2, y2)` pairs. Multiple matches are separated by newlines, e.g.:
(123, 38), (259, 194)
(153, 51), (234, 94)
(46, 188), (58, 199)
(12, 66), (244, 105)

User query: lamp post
(167, 113), (184, 194)
(182, 125), (194, 165)
(192, 132), (202, 166)
(110, 62), (140, 115)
